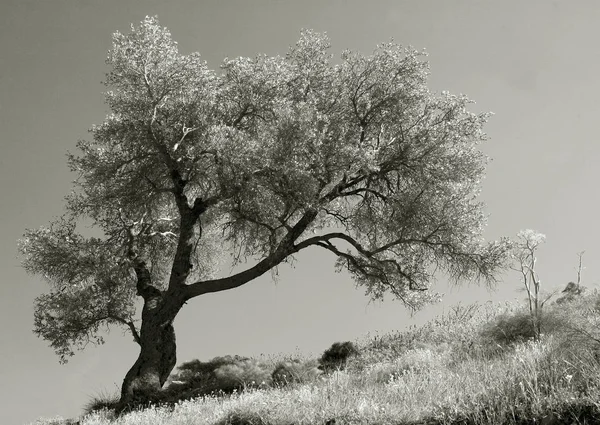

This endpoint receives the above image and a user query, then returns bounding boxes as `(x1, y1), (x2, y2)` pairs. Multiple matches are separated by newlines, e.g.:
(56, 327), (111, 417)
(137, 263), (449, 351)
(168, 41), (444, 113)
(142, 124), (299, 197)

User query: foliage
(213, 359), (272, 391)
(555, 281), (587, 305)
(318, 341), (359, 372)
(165, 355), (255, 398)
(547, 290), (600, 370)
(170, 355), (251, 379)
(271, 359), (322, 386)
(215, 410), (269, 425)
(479, 309), (566, 349)
(19, 16), (510, 365)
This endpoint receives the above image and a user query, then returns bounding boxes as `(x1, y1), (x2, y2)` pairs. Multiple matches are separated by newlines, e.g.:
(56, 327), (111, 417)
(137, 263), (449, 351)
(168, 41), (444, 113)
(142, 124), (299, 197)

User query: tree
(510, 229), (552, 341)
(19, 17), (510, 408)
(556, 251), (587, 305)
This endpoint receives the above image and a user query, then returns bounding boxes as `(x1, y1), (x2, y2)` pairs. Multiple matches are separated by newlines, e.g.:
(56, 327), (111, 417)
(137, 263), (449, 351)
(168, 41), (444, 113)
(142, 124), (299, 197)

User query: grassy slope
(31, 293), (600, 425)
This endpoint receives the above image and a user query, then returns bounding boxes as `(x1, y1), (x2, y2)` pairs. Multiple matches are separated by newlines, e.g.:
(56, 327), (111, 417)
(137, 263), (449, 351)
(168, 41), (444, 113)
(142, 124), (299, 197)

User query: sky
(1, 1), (600, 423)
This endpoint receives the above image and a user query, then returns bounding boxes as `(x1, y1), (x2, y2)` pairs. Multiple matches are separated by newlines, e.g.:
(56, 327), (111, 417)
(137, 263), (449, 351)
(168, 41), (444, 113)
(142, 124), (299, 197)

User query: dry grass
(30, 294), (600, 425)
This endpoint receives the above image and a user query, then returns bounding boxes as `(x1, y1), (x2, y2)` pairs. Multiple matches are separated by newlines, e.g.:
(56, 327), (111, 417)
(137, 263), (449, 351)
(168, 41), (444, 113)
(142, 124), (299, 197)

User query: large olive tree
(19, 17), (510, 406)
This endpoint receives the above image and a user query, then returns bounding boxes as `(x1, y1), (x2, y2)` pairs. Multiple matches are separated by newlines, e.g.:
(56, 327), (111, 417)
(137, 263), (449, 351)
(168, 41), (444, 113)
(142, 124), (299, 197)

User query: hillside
(30, 292), (600, 425)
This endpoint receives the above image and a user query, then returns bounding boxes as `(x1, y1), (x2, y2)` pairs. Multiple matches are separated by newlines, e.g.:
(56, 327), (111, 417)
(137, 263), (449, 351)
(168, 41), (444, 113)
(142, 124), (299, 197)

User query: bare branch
(576, 250), (585, 288)
(110, 316), (141, 345)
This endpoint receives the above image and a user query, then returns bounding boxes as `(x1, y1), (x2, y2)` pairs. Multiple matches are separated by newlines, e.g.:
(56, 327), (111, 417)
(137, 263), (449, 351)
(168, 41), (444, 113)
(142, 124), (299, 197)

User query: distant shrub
(213, 358), (272, 391)
(555, 282), (587, 305)
(164, 355), (255, 401)
(170, 355), (251, 383)
(480, 308), (568, 349)
(319, 341), (359, 372)
(543, 295), (600, 385)
(271, 359), (322, 386)
(481, 311), (536, 347)
(215, 410), (269, 425)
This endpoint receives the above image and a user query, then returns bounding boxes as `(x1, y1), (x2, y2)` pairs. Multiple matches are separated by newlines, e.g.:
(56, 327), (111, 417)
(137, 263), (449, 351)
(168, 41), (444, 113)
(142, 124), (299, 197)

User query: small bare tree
(556, 251), (587, 305)
(511, 230), (547, 341)
(576, 251), (585, 289)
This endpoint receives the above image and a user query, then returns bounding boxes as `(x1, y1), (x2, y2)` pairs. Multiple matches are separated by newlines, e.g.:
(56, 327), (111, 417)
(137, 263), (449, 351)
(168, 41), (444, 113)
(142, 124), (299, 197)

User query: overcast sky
(2, 1), (600, 424)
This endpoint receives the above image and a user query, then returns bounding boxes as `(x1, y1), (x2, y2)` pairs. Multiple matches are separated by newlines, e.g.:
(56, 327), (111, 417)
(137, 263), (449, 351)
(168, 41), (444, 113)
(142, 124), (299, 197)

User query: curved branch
(295, 232), (371, 256)
(308, 237), (423, 292)
(184, 209), (319, 300)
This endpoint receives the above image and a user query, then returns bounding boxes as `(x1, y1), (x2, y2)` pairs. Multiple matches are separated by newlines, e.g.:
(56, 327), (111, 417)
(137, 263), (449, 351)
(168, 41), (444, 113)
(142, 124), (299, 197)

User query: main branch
(184, 209), (319, 300)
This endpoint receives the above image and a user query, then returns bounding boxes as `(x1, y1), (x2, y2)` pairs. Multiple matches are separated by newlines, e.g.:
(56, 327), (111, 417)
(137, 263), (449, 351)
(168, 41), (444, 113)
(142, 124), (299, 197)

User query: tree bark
(119, 321), (175, 396)
(119, 297), (180, 408)
(118, 260), (184, 410)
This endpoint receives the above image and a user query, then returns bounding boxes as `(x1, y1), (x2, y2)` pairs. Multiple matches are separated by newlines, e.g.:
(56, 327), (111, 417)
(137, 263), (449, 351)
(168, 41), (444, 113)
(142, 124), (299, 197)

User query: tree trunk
(118, 291), (181, 410)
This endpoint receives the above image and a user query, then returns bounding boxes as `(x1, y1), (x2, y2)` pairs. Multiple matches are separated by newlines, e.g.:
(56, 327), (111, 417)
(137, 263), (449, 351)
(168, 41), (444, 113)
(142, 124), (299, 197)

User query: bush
(480, 311), (536, 346)
(555, 282), (587, 305)
(213, 358), (272, 391)
(164, 355), (255, 401)
(169, 355), (251, 384)
(543, 298), (600, 391)
(319, 341), (359, 372)
(215, 410), (269, 425)
(479, 308), (567, 349)
(271, 359), (322, 386)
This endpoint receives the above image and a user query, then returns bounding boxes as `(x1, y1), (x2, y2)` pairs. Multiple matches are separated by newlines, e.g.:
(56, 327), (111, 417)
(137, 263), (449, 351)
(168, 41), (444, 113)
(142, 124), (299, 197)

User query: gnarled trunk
(118, 201), (202, 411)
(119, 286), (182, 410)
(120, 322), (177, 402)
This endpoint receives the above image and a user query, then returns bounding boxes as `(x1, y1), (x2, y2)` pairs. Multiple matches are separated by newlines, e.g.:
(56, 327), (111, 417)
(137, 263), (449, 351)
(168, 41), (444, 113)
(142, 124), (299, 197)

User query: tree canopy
(20, 17), (510, 364)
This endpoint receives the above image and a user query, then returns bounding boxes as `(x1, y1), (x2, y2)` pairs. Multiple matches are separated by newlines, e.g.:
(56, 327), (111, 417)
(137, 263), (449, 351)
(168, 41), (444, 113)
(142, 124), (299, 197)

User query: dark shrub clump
(271, 359), (321, 386)
(319, 341), (359, 373)
(479, 309), (567, 350)
(165, 355), (254, 400)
